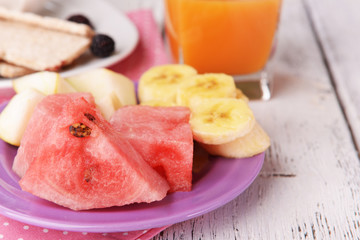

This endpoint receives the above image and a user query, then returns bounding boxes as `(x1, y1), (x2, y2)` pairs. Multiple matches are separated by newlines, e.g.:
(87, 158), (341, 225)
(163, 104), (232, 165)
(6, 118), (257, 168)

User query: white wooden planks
(304, 0), (360, 156)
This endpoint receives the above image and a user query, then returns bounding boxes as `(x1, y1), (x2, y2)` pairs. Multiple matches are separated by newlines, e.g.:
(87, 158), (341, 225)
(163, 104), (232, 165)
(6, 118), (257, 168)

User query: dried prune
(67, 14), (94, 29)
(90, 34), (115, 58)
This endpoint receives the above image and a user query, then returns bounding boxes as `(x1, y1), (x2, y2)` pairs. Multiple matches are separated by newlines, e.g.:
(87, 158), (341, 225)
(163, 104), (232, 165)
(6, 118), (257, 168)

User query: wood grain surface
(304, 0), (360, 156)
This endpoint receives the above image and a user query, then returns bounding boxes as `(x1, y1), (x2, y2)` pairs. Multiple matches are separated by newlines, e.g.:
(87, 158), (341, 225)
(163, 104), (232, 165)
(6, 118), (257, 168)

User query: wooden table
(111, 0), (360, 239)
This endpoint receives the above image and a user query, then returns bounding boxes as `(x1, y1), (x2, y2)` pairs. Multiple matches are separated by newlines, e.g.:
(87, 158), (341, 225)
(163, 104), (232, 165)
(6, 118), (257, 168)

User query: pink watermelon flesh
(12, 93), (95, 178)
(110, 105), (193, 192)
(14, 93), (170, 210)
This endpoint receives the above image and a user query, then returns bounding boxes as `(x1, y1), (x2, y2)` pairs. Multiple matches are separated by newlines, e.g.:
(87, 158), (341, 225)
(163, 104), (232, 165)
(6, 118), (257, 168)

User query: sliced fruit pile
(14, 93), (177, 210)
(1, 69), (193, 210)
(0, 64), (270, 210)
(138, 64), (270, 158)
(0, 65), (270, 157)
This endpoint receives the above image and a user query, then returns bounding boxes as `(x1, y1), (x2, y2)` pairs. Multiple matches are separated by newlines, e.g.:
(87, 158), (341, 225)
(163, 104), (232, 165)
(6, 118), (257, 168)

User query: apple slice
(96, 91), (122, 120)
(12, 71), (75, 95)
(66, 68), (136, 119)
(0, 89), (45, 146)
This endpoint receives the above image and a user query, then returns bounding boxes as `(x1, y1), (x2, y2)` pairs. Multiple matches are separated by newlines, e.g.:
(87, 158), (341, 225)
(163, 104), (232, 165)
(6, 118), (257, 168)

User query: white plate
(0, 0), (139, 87)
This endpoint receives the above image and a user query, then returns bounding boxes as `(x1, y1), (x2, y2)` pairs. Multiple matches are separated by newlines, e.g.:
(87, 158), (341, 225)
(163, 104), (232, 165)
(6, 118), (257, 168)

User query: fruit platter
(0, 65), (269, 232)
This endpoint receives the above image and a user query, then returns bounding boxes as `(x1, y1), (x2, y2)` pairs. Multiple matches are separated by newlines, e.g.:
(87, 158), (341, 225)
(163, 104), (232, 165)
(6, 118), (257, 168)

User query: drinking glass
(164, 0), (282, 100)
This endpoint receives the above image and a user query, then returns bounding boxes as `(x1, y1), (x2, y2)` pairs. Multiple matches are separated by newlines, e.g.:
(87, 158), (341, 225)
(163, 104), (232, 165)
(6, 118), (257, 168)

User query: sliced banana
(235, 88), (249, 103)
(189, 97), (255, 145)
(201, 122), (270, 158)
(176, 73), (237, 106)
(138, 64), (197, 104)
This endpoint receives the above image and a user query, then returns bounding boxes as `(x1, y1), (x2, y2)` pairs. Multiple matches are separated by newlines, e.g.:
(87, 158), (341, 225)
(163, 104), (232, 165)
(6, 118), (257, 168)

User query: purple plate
(0, 102), (264, 233)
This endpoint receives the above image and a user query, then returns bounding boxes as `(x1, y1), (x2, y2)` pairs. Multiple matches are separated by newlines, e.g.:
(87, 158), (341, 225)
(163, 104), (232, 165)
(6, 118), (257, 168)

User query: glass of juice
(164, 0), (282, 100)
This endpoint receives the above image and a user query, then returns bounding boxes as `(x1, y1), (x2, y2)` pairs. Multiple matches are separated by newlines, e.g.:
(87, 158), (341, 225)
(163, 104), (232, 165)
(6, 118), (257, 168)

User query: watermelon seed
(84, 168), (93, 183)
(69, 123), (92, 137)
(84, 113), (95, 122)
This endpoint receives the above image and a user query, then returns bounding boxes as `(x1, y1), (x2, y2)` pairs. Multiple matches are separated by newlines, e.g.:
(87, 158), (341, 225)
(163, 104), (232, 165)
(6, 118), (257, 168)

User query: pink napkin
(109, 10), (169, 80)
(0, 9), (171, 240)
(0, 88), (15, 103)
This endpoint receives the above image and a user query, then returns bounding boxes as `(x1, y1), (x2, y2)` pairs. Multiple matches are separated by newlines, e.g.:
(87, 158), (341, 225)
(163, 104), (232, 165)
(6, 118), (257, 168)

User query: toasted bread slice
(0, 7), (95, 71)
(0, 61), (34, 78)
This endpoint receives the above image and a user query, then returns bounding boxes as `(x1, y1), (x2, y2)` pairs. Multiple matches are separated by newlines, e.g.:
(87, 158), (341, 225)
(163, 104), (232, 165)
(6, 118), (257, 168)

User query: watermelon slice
(13, 93), (170, 210)
(110, 105), (193, 192)
(12, 93), (95, 177)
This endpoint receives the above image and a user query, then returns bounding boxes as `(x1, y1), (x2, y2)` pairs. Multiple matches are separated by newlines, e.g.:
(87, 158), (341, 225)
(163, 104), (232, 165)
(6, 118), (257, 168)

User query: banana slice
(201, 122), (270, 158)
(235, 88), (249, 103)
(189, 97), (255, 145)
(138, 64), (197, 104)
(177, 73), (237, 106)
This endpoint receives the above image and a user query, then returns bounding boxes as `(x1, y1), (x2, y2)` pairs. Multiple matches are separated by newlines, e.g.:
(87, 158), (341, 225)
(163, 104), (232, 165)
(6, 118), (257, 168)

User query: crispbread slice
(0, 20), (92, 71)
(0, 7), (95, 71)
(0, 61), (34, 78)
(0, 7), (94, 37)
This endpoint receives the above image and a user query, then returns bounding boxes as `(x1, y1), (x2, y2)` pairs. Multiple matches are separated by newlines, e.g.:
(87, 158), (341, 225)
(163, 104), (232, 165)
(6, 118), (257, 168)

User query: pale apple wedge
(0, 88), (45, 146)
(65, 68), (136, 118)
(12, 71), (75, 95)
(96, 91), (122, 120)
(201, 122), (270, 158)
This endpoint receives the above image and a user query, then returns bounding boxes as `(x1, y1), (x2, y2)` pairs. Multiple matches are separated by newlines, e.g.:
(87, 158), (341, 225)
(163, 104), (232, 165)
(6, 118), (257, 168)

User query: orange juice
(164, 0), (281, 75)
